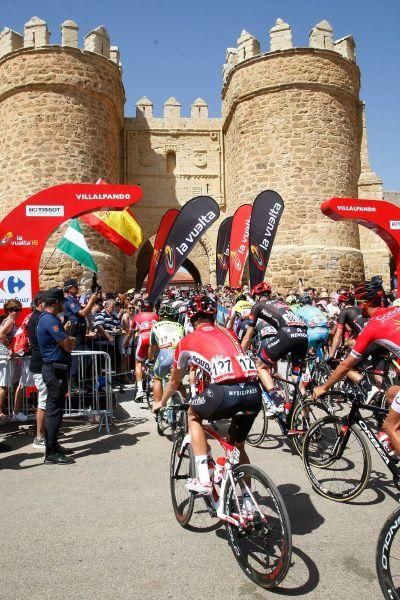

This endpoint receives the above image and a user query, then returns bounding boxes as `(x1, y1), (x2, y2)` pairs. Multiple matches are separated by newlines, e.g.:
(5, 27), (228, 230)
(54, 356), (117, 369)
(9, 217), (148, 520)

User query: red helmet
(251, 281), (272, 297)
(337, 291), (354, 305)
(187, 295), (217, 323)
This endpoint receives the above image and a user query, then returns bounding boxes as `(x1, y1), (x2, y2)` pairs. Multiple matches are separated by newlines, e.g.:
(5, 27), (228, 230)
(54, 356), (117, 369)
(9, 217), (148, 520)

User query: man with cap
(63, 278), (99, 382)
(37, 288), (77, 464)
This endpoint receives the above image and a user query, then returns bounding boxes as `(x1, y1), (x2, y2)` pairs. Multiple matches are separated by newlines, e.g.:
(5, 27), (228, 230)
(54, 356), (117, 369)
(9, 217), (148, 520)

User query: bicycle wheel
(377, 507), (400, 600)
(302, 416), (371, 502)
(224, 464), (292, 589)
(246, 401), (268, 447)
(289, 398), (329, 456)
(170, 435), (195, 527)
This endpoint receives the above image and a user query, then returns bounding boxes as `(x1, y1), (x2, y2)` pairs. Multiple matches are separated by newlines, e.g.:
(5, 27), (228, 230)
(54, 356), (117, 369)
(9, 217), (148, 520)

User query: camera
(91, 273), (102, 294)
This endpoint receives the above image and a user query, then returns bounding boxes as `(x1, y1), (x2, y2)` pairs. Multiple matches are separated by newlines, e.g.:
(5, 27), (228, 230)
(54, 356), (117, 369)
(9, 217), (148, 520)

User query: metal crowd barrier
(0, 350), (115, 423)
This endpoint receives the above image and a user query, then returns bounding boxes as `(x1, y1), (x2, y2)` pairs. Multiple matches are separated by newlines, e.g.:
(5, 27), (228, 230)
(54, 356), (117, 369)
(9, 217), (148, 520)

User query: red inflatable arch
(0, 183), (142, 315)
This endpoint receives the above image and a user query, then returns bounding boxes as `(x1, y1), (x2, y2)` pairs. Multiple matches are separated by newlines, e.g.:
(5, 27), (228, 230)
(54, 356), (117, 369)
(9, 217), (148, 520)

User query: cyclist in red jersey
(127, 301), (159, 402)
(153, 295), (262, 495)
(314, 277), (400, 454)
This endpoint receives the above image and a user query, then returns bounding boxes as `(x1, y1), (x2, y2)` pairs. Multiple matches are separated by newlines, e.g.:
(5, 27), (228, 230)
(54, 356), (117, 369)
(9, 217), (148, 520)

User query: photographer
(37, 288), (77, 465)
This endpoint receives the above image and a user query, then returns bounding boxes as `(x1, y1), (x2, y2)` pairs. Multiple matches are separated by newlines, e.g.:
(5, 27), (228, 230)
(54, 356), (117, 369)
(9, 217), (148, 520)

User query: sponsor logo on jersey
(164, 245), (176, 275)
(26, 205), (64, 217)
(250, 244), (265, 270)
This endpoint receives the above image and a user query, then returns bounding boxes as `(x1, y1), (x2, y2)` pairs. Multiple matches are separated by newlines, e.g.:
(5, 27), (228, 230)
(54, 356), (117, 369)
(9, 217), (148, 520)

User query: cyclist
(153, 295), (261, 495)
(241, 281), (308, 412)
(148, 305), (185, 407)
(328, 291), (366, 358)
(314, 277), (400, 452)
(294, 292), (329, 357)
(127, 301), (159, 402)
(225, 293), (254, 342)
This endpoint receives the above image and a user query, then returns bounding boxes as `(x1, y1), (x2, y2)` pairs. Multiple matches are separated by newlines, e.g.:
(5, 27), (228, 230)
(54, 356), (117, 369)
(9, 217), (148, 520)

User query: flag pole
(39, 246), (57, 277)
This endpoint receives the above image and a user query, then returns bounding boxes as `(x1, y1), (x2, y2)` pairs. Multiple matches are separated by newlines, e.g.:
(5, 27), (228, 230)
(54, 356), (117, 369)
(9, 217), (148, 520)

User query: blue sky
(2, 0), (399, 189)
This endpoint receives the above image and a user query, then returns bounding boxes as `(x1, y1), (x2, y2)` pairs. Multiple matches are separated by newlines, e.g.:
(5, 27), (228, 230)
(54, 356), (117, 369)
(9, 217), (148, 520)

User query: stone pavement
(0, 395), (397, 600)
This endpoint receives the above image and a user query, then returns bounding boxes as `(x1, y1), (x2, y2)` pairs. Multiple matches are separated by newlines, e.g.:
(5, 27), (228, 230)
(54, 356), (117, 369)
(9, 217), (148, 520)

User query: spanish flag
(80, 208), (142, 256)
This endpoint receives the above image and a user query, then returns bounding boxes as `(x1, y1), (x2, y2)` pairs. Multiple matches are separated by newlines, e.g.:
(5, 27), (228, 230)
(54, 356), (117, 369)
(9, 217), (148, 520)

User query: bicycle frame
(332, 394), (400, 481)
(175, 423), (267, 529)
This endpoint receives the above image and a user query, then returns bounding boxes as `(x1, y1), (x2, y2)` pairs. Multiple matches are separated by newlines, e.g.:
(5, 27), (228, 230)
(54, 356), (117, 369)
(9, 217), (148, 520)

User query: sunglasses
(8, 308), (22, 313)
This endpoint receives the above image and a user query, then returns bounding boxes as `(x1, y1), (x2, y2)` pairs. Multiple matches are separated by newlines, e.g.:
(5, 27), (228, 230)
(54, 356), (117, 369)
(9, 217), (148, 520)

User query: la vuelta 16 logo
(164, 245), (176, 275)
(153, 248), (162, 269)
(230, 250), (242, 271)
(250, 245), (265, 271)
(217, 253), (228, 271)
(0, 232), (13, 246)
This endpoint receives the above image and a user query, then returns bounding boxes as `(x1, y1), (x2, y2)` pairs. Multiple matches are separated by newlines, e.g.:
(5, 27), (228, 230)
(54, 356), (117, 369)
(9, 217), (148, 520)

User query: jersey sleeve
(248, 305), (259, 327)
(173, 340), (190, 371)
(337, 309), (346, 330)
(350, 321), (376, 359)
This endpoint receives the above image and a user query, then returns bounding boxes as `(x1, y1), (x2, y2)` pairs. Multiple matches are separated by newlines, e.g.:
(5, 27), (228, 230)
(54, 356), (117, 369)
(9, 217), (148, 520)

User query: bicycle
(170, 404), (292, 589)
(302, 386), (400, 502)
(376, 504), (400, 600)
(142, 361), (154, 411)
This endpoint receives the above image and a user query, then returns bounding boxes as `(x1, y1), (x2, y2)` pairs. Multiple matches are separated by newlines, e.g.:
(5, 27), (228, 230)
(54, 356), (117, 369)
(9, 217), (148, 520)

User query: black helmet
(354, 276), (386, 306)
(159, 304), (179, 321)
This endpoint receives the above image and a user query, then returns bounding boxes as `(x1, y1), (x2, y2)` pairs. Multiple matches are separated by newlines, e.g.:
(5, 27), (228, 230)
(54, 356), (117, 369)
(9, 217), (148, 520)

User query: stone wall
(124, 98), (222, 287)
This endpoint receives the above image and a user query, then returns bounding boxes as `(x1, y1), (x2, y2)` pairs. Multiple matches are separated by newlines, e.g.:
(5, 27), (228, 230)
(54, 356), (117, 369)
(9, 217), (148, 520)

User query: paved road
(0, 395), (397, 600)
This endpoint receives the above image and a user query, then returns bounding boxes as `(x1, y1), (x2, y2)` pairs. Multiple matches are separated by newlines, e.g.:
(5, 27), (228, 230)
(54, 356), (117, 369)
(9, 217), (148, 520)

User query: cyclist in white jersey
(148, 305), (185, 408)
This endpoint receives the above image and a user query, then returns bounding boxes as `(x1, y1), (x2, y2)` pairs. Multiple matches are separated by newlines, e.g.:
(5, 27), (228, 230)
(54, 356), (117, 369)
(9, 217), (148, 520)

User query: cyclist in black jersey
(241, 282), (308, 412)
(329, 292), (366, 358)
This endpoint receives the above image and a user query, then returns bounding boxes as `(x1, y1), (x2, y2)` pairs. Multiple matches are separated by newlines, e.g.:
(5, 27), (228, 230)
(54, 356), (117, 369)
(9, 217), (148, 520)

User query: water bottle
(377, 431), (397, 458)
(214, 456), (226, 484)
(207, 452), (215, 478)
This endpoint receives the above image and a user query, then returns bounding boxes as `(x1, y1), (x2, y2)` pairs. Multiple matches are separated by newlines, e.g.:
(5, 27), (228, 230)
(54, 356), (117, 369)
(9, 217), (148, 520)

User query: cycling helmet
(187, 295), (217, 323)
(354, 276), (385, 302)
(251, 281), (272, 297)
(337, 291), (354, 305)
(159, 304), (179, 321)
(286, 294), (297, 305)
(298, 292), (312, 306)
(235, 293), (247, 303)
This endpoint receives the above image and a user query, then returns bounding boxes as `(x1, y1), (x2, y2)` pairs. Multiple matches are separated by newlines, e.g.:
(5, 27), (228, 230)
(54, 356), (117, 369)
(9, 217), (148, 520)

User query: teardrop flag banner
(148, 196), (220, 302)
(146, 209), (179, 294)
(229, 204), (252, 289)
(216, 216), (233, 287)
(249, 190), (285, 288)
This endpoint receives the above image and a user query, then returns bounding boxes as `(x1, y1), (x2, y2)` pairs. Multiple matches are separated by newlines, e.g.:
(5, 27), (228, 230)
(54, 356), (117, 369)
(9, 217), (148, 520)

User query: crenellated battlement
(222, 18), (356, 82)
(131, 96), (221, 128)
(0, 16), (121, 67)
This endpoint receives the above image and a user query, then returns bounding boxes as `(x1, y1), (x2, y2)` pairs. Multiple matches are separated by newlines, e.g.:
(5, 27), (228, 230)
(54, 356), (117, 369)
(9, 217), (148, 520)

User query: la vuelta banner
(149, 196), (220, 302)
(229, 204), (252, 288)
(216, 216), (233, 287)
(146, 209), (179, 294)
(249, 190), (285, 287)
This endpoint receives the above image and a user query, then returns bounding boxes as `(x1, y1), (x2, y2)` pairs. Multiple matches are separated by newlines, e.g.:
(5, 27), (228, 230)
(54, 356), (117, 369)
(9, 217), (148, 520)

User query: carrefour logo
(0, 270), (32, 308)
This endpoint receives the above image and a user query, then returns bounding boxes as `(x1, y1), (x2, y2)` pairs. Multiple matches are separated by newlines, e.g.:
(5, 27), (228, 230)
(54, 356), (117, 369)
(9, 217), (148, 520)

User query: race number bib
(283, 312), (305, 327)
(211, 356), (234, 382)
(261, 325), (276, 337)
(236, 354), (257, 378)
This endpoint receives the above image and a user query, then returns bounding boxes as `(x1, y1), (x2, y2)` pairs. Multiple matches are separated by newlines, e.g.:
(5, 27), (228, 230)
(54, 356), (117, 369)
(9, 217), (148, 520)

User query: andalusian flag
(57, 219), (98, 272)
(80, 208), (142, 256)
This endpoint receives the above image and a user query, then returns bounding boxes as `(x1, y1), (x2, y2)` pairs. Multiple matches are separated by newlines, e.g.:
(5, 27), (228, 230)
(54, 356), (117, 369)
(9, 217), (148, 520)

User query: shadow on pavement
(279, 483), (325, 535)
(270, 546), (320, 596)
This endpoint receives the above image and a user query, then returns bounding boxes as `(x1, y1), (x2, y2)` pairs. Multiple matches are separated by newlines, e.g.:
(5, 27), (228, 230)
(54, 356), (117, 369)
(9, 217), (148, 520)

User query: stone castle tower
(0, 17), (389, 291)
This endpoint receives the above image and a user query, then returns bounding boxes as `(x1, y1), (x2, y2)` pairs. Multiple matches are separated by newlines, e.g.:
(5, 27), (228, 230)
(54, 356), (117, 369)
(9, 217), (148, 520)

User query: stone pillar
(309, 20), (334, 50)
(357, 103), (390, 285)
(237, 30), (260, 63)
(0, 28), (23, 58)
(269, 18), (293, 52)
(222, 48), (238, 83)
(24, 16), (50, 48)
(191, 98), (208, 119)
(136, 96), (153, 119)
(163, 97), (181, 119)
(61, 20), (79, 48)
(84, 26), (110, 58)
(110, 46), (120, 65)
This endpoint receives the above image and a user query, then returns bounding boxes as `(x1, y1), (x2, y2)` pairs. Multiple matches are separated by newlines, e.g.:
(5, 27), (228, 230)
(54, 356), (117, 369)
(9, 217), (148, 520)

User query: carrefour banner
(149, 196), (220, 302)
(216, 216), (233, 287)
(249, 190), (284, 288)
(146, 209), (179, 294)
(229, 204), (252, 289)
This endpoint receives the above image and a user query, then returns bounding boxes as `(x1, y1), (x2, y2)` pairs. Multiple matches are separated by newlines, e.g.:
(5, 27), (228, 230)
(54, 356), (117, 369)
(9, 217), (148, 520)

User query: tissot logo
(26, 205), (64, 217)
(250, 245), (265, 270)
(164, 245), (176, 275)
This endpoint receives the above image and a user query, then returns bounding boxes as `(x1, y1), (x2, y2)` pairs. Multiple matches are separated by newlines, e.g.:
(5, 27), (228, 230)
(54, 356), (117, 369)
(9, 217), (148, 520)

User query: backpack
(11, 313), (32, 356)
